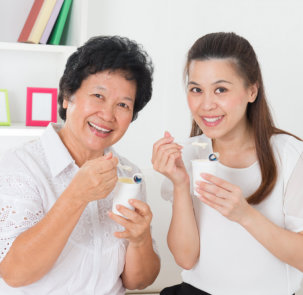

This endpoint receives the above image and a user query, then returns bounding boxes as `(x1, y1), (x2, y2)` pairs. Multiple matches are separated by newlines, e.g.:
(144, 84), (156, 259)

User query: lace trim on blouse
(0, 173), (43, 261)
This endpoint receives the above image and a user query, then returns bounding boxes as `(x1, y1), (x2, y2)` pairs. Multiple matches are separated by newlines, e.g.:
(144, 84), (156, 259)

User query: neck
(213, 129), (254, 153)
(212, 122), (257, 168)
(58, 126), (104, 167)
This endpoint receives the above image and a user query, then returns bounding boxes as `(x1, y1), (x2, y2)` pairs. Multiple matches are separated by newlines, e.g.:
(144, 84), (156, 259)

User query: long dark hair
(185, 32), (300, 204)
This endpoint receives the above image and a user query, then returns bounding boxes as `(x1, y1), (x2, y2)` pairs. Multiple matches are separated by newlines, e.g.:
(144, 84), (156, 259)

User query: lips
(88, 121), (113, 136)
(201, 115), (224, 126)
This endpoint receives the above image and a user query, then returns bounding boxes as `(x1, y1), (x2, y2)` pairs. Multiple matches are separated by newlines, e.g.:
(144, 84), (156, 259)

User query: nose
(201, 92), (217, 111)
(98, 103), (115, 122)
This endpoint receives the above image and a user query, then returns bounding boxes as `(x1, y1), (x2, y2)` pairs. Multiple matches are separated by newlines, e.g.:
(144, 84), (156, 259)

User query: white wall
(87, 0), (303, 293)
(87, 0), (303, 170)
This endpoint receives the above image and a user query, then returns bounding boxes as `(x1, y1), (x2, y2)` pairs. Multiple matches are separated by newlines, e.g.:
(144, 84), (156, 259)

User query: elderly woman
(0, 36), (160, 294)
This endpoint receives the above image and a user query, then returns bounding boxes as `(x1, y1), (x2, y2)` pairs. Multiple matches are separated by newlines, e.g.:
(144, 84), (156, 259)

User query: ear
(63, 99), (68, 109)
(248, 83), (258, 103)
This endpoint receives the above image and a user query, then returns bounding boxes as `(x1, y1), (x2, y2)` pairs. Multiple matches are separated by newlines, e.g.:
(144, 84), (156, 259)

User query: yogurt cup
(112, 177), (141, 216)
(191, 159), (218, 197)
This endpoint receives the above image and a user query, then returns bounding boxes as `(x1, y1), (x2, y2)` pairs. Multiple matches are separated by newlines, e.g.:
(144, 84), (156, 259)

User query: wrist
(169, 171), (190, 186)
(128, 232), (153, 249)
(59, 188), (88, 212)
(238, 205), (258, 228)
(173, 180), (190, 195)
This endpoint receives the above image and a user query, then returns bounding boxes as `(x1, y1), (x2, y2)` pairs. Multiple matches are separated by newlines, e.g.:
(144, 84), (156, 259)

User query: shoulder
(0, 147), (43, 203)
(271, 133), (303, 161)
(0, 139), (45, 193)
(271, 133), (303, 182)
(0, 138), (43, 173)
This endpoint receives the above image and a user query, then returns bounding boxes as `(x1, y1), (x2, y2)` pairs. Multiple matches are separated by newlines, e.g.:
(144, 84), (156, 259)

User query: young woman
(152, 32), (303, 295)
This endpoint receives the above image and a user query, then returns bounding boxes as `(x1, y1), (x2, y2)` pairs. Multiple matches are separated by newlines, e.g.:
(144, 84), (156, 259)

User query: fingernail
(165, 131), (173, 139)
(104, 152), (112, 159)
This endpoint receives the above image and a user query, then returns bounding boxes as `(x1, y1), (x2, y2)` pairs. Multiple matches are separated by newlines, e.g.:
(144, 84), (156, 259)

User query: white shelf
(0, 41), (76, 53)
(0, 124), (45, 137)
(0, 0), (87, 138)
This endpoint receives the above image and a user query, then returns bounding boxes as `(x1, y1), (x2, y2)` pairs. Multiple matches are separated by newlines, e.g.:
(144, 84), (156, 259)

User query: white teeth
(89, 122), (111, 132)
(203, 116), (223, 123)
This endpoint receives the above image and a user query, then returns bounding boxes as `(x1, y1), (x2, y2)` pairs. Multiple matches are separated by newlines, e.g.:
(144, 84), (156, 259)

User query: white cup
(191, 159), (218, 197)
(112, 177), (141, 216)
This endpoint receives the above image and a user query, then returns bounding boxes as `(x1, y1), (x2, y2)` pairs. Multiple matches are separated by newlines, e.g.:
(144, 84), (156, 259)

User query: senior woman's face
(62, 70), (136, 157)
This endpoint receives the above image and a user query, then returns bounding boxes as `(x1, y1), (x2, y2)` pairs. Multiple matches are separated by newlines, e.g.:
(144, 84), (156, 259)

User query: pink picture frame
(26, 87), (57, 127)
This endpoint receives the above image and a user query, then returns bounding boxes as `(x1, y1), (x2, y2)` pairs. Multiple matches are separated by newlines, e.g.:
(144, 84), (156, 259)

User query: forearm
(242, 206), (303, 271)
(0, 191), (87, 287)
(168, 182), (200, 269)
(122, 234), (160, 290)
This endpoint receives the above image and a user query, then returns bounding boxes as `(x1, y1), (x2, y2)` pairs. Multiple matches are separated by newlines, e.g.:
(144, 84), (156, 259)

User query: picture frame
(26, 87), (57, 127)
(0, 89), (11, 126)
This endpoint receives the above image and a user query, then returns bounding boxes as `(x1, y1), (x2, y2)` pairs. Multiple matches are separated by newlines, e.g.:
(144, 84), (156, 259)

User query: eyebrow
(212, 80), (232, 85)
(121, 96), (134, 103)
(188, 80), (233, 86)
(187, 81), (200, 86)
(93, 86), (134, 102)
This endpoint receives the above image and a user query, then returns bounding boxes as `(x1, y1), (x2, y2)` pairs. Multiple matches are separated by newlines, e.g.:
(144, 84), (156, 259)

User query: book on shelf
(48, 0), (73, 45)
(27, 0), (58, 44)
(17, 0), (44, 43)
(40, 0), (65, 44)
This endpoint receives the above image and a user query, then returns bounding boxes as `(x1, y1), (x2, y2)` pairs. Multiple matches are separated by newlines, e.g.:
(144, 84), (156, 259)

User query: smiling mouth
(202, 116), (224, 123)
(88, 121), (112, 134)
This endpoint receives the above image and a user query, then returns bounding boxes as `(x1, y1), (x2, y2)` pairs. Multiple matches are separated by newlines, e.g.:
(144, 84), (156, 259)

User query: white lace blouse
(0, 123), (155, 295)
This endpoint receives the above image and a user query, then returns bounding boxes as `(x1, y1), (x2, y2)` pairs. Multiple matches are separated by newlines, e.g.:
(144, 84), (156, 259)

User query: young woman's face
(187, 59), (258, 140)
(62, 70), (136, 156)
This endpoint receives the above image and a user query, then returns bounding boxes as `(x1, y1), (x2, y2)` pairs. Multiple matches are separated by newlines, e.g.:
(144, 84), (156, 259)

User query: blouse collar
(40, 123), (75, 178)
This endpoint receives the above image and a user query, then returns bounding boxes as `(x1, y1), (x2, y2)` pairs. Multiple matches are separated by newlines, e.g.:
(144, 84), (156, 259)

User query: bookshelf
(0, 0), (88, 138)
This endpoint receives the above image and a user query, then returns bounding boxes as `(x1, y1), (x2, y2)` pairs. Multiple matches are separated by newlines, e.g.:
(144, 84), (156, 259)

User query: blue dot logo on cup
(208, 152), (220, 161)
(133, 173), (143, 184)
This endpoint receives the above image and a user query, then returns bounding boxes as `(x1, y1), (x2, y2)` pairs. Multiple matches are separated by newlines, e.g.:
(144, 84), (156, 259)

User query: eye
(94, 93), (103, 99)
(190, 87), (202, 93)
(118, 102), (130, 109)
(215, 87), (227, 94)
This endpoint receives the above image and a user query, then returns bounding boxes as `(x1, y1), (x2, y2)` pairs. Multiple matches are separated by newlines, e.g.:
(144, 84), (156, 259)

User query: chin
(86, 140), (109, 153)
(200, 129), (223, 140)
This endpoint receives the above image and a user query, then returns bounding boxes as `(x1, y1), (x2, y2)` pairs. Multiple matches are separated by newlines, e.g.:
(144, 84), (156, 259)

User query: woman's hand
(152, 131), (189, 186)
(108, 199), (153, 246)
(196, 173), (251, 224)
(110, 200), (160, 290)
(66, 152), (118, 205)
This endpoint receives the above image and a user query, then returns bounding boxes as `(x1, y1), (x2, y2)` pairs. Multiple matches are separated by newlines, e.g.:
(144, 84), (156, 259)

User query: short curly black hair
(58, 35), (154, 121)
